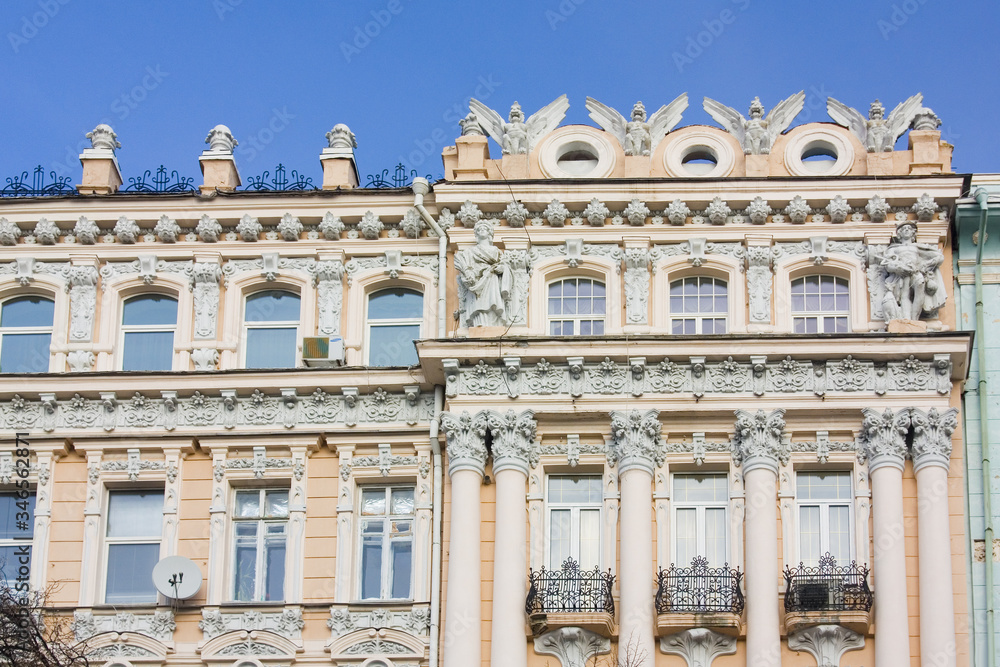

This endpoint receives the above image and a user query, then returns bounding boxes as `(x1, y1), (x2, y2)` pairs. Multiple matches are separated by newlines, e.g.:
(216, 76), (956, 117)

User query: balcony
(525, 558), (615, 636)
(783, 553), (873, 634)
(654, 556), (744, 635)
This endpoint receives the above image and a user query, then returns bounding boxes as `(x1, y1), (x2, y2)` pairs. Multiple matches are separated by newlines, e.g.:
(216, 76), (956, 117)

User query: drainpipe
(973, 187), (996, 665)
(411, 177), (447, 667)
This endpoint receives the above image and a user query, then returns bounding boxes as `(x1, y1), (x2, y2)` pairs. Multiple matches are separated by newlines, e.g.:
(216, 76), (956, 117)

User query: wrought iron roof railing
(241, 164), (317, 191)
(783, 553), (873, 613)
(655, 556), (744, 615)
(365, 163), (432, 189)
(525, 558), (615, 616)
(1, 166), (76, 197)
(121, 166), (198, 193)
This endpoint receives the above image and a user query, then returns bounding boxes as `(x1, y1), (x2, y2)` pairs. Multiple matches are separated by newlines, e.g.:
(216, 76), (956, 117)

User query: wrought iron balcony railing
(783, 553), (873, 613)
(525, 558), (615, 616)
(655, 556), (745, 615)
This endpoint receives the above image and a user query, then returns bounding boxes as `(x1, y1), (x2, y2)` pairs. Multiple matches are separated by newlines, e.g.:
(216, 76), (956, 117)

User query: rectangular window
(0, 492), (34, 587)
(672, 474), (729, 567)
(105, 490), (163, 604)
(796, 471), (853, 565)
(358, 486), (414, 600)
(546, 475), (602, 570)
(232, 489), (288, 602)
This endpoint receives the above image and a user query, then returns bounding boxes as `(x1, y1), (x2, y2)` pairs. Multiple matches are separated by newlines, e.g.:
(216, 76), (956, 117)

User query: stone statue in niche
(827, 94), (923, 152)
(876, 221), (946, 321)
(585, 94), (688, 156)
(703, 92), (804, 155)
(455, 220), (517, 328)
(468, 95), (569, 155)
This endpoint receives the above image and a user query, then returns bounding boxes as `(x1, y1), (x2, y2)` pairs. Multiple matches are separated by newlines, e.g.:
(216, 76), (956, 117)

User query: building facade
(0, 95), (973, 667)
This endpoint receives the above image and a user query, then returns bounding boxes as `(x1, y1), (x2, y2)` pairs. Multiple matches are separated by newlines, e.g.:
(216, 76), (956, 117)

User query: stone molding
(198, 607), (304, 640)
(72, 610), (175, 643)
(486, 408), (538, 475)
(608, 408), (664, 475)
(0, 387), (434, 435)
(533, 627), (610, 667)
(910, 406), (959, 471)
(439, 410), (489, 476)
(732, 408), (787, 474)
(860, 407), (911, 471)
(326, 606), (431, 639)
(787, 624), (864, 666)
(659, 628), (737, 667)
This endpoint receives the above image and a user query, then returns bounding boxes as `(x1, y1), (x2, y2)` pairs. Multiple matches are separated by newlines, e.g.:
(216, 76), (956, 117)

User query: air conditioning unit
(302, 336), (345, 367)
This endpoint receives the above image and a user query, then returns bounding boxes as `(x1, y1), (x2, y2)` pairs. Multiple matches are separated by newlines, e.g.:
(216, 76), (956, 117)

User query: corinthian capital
(861, 407), (911, 471)
(486, 409), (537, 475)
(609, 409), (663, 475)
(910, 407), (958, 471)
(439, 411), (488, 476)
(732, 408), (787, 474)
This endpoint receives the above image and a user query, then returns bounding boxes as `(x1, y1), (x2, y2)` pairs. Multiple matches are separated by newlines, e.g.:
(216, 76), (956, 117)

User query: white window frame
(356, 485), (415, 601)
(669, 276), (728, 334)
(0, 491), (33, 589)
(794, 470), (855, 566)
(670, 473), (730, 567)
(544, 474), (603, 570)
(102, 489), (164, 605)
(546, 277), (607, 336)
(119, 294), (178, 371)
(230, 488), (288, 603)
(365, 288), (423, 367)
(791, 275), (850, 334)
(242, 290), (301, 369)
(0, 295), (54, 373)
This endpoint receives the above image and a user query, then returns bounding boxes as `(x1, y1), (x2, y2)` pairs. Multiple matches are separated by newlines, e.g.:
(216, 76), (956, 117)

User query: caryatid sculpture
(468, 95), (569, 155)
(455, 220), (514, 327)
(702, 91), (805, 155)
(876, 221), (947, 321)
(827, 94), (923, 152)
(585, 94), (689, 156)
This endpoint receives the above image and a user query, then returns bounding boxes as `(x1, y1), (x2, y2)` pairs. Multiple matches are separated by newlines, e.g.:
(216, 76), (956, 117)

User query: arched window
(547, 278), (606, 335)
(0, 296), (54, 372)
(791, 275), (849, 333)
(121, 295), (177, 371)
(669, 277), (727, 334)
(244, 290), (300, 369)
(366, 288), (422, 367)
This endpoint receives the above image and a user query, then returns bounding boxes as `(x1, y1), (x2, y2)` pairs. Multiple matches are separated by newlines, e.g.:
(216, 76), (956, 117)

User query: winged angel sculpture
(827, 94), (923, 152)
(468, 95), (569, 155)
(585, 95), (689, 156)
(703, 92), (805, 155)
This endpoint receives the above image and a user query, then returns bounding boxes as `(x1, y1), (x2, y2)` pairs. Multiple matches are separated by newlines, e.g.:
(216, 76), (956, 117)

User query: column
(609, 409), (662, 666)
(733, 409), (785, 667)
(440, 411), (489, 667)
(487, 409), (537, 667)
(861, 407), (912, 667)
(911, 407), (960, 667)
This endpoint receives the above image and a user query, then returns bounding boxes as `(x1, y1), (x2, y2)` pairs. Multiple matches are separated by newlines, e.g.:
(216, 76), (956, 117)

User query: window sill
(347, 599), (417, 607)
(92, 603), (163, 610)
(219, 601), (288, 608)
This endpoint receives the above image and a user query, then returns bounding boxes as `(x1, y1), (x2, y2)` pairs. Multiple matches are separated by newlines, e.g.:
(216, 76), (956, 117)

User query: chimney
(78, 124), (123, 195)
(200, 124), (241, 194)
(321, 124), (359, 189)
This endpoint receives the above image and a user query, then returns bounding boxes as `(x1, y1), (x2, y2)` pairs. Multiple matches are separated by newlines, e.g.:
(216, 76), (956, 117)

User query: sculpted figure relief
(455, 220), (514, 327)
(827, 94), (923, 152)
(468, 95), (569, 155)
(877, 221), (946, 321)
(703, 91), (805, 155)
(585, 94), (689, 156)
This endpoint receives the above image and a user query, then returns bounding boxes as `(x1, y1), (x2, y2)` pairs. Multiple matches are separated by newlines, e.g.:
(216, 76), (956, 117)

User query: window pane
(0, 545), (29, 586)
(1, 297), (54, 327)
(234, 543), (257, 601)
(390, 541), (412, 598)
(675, 508), (697, 567)
(368, 289), (423, 320)
(122, 295), (177, 326)
(123, 331), (174, 371)
(368, 324), (419, 366)
(246, 328), (297, 369)
(549, 477), (602, 504)
(674, 475), (727, 503)
(245, 291), (300, 322)
(236, 491), (261, 518)
(391, 489), (414, 515)
(549, 509), (571, 569)
(0, 333), (50, 372)
(264, 540), (285, 601)
(798, 472), (851, 500)
(829, 505), (851, 563)
(107, 491), (163, 538)
(265, 491), (288, 518)
(799, 506), (821, 565)
(579, 509), (600, 570)
(360, 537), (383, 599)
(361, 489), (386, 516)
(105, 543), (159, 603)
(706, 508), (727, 567)
(0, 494), (34, 539)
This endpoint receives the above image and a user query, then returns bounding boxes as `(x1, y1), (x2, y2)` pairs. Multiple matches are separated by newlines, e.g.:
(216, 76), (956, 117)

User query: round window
(800, 140), (839, 173)
(681, 146), (719, 175)
(555, 141), (600, 176)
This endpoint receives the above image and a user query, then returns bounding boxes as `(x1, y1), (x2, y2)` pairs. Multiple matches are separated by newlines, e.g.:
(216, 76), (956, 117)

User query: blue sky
(0, 0), (997, 187)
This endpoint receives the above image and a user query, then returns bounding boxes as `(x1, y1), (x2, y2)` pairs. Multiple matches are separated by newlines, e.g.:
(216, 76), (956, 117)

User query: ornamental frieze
(72, 610), (175, 642)
(199, 608), (304, 640)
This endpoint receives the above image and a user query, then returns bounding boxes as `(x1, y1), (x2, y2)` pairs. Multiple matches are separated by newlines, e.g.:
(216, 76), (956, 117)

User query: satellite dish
(152, 556), (202, 600)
